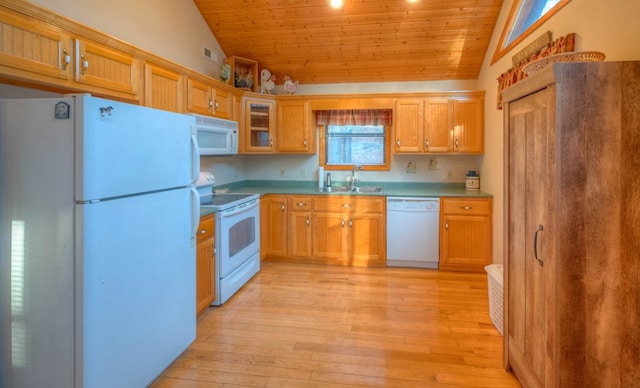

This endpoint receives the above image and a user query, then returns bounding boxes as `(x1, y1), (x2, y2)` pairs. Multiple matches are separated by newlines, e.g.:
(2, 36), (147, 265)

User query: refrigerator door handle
(190, 129), (200, 184)
(190, 187), (200, 245)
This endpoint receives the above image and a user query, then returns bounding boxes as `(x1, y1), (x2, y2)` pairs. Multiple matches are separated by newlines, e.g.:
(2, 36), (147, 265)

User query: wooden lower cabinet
(439, 197), (492, 272)
(272, 195), (385, 266)
(260, 195), (288, 259)
(196, 214), (215, 316)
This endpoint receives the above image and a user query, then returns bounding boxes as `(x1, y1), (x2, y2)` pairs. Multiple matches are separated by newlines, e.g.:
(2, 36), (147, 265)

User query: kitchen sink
(327, 186), (382, 193)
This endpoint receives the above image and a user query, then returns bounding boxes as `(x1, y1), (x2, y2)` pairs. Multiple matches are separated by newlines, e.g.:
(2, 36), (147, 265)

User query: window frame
(491, 0), (572, 65)
(318, 124), (391, 171)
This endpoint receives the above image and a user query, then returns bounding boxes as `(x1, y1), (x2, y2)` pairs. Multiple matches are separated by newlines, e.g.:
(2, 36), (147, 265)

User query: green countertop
(200, 180), (491, 217)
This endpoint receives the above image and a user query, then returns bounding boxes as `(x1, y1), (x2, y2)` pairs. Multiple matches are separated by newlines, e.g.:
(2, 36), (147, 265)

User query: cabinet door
(212, 86), (232, 119)
(196, 214), (215, 316)
(349, 213), (385, 267)
(439, 213), (491, 272)
(277, 100), (311, 153)
(311, 212), (349, 260)
(506, 89), (550, 387)
(73, 38), (139, 99)
(288, 197), (312, 257)
(393, 99), (424, 153)
(424, 98), (452, 152)
(452, 98), (483, 153)
(144, 63), (183, 112)
(0, 9), (72, 81)
(245, 98), (276, 153)
(186, 78), (213, 115)
(262, 195), (288, 257)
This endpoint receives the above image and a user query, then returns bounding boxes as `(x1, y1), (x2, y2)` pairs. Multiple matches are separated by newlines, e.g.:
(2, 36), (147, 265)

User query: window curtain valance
(315, 109), (393, 126)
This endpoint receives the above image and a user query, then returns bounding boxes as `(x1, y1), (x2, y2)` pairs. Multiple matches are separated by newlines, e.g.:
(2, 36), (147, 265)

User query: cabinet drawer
(197, 214), (215, 242)
(442, 198), (490, 215)
(314, 196), (384, 214)
(289, 197), (313, 211)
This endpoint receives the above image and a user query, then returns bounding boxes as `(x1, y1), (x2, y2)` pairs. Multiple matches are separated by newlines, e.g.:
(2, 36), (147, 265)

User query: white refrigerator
(0, 95), (200, 387)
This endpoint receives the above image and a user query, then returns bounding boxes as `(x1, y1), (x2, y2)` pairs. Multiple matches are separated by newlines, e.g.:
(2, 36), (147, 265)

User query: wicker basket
(522, 51), (606, 75)
(485, 264), (504, 336)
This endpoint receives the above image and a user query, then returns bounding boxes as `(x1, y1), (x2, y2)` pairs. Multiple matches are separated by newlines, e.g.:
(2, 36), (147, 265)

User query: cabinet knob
(306, 217), (310, 226)
(341, 204), (351, 208)
(425, 138), (430, 148)
(281, 203), (285, 211)
(270, 138), (273, 147)
(455, 138), (459, 149)
(396, 139), (400, 147)
(341, 218), (345, 227)
(303, 138), (308, 147)
(200, 229), (206, 234)
(461, 206), (473, 210)
(296, 202), (307, 207)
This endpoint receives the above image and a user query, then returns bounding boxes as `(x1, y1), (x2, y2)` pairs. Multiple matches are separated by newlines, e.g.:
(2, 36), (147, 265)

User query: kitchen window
(491, 0), (571, 64)
(317, 109), (391, 171)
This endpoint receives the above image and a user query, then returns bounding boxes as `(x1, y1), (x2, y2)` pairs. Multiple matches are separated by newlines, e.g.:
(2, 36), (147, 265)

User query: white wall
(476, 0), (640, 264)
(29, 0), (226, 78)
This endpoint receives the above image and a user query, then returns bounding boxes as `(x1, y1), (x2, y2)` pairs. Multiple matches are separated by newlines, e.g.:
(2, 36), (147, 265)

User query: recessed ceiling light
(329, 0), (344, 8)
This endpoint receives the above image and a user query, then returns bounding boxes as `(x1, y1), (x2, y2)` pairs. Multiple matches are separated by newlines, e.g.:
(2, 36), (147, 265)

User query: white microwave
(193, 114), (238, 155)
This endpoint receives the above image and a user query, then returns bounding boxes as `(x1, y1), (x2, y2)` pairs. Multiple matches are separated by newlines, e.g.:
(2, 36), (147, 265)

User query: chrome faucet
(350, 165), (364, 191)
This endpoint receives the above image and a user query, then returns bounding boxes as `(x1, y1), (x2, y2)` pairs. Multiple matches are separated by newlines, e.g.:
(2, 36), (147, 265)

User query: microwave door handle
(190, 131), (200, 184)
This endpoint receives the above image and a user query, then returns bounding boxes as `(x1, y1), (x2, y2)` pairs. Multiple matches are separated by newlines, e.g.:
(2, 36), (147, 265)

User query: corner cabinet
(243, 95), (276, 153)
(196, 214), (215, 316)
(393, 92), (484, 154)
(439, 197), (492, 272)
(502, 61), (640, 387)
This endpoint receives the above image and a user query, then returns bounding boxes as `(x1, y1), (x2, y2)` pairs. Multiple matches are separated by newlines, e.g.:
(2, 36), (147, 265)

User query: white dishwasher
(386, 197), (440, 269)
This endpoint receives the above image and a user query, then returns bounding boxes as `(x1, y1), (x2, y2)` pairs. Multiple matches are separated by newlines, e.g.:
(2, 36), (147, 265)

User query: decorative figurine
(219, 58), (231, 83)
(261, 69), (276, 94)
(283, 75), (298, 95)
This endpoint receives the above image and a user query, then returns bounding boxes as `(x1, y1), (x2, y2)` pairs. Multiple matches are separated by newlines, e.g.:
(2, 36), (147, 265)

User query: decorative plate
(522, 51), (606, 75)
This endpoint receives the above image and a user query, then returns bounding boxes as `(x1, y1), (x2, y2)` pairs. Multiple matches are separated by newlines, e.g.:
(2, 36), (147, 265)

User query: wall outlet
(447, 170), (453, 178)
(300, 168), (306, 177)
(279, 169), (285, 177)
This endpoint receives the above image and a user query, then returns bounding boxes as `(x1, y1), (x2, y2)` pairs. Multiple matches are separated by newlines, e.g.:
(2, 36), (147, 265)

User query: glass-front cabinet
(243, 96), (275, 153)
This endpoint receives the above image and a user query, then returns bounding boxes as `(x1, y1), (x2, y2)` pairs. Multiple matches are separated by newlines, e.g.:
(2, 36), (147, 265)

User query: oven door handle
(220, 200), (258, 218)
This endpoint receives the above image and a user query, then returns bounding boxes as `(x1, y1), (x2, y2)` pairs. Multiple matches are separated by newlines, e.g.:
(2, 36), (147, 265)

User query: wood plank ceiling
(193, 0), (504, 85)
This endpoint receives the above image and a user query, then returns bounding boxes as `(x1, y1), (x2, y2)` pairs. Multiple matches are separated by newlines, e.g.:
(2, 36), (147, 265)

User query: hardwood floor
(151, 261), (521, 387)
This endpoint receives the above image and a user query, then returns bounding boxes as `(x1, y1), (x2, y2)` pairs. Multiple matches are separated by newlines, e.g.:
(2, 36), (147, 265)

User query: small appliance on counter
(466, 170), (480, 190)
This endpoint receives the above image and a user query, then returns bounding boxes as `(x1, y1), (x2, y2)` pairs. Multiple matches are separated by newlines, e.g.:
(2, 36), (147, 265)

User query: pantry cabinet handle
(61, 48), (71, 70)
(533, 224), (544, 267)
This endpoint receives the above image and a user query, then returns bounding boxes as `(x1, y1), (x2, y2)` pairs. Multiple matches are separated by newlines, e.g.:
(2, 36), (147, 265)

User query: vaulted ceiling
(193, 0), (504, 85)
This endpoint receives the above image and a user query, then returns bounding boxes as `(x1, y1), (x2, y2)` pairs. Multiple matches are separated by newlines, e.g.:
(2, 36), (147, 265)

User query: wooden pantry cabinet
(502, 61), (640, 388)
(393, 92), (484, 154)
(439, 197), (492, 272)
(196, 213), (215, 316)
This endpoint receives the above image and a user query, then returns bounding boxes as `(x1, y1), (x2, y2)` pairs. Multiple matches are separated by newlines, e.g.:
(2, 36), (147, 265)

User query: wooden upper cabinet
(186, 78), (232, 119)
(394, 93), (484, 154)
(0, 8), (72, 82)
(73, 37), (139, 99)
(276, 99), (312, 153)
(424, 98), (452, 153)
(393, 99), (424, 152)
(143, 63), (183, 112)
(244, 96), (276, 153)
(452, 98), (483, 153)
